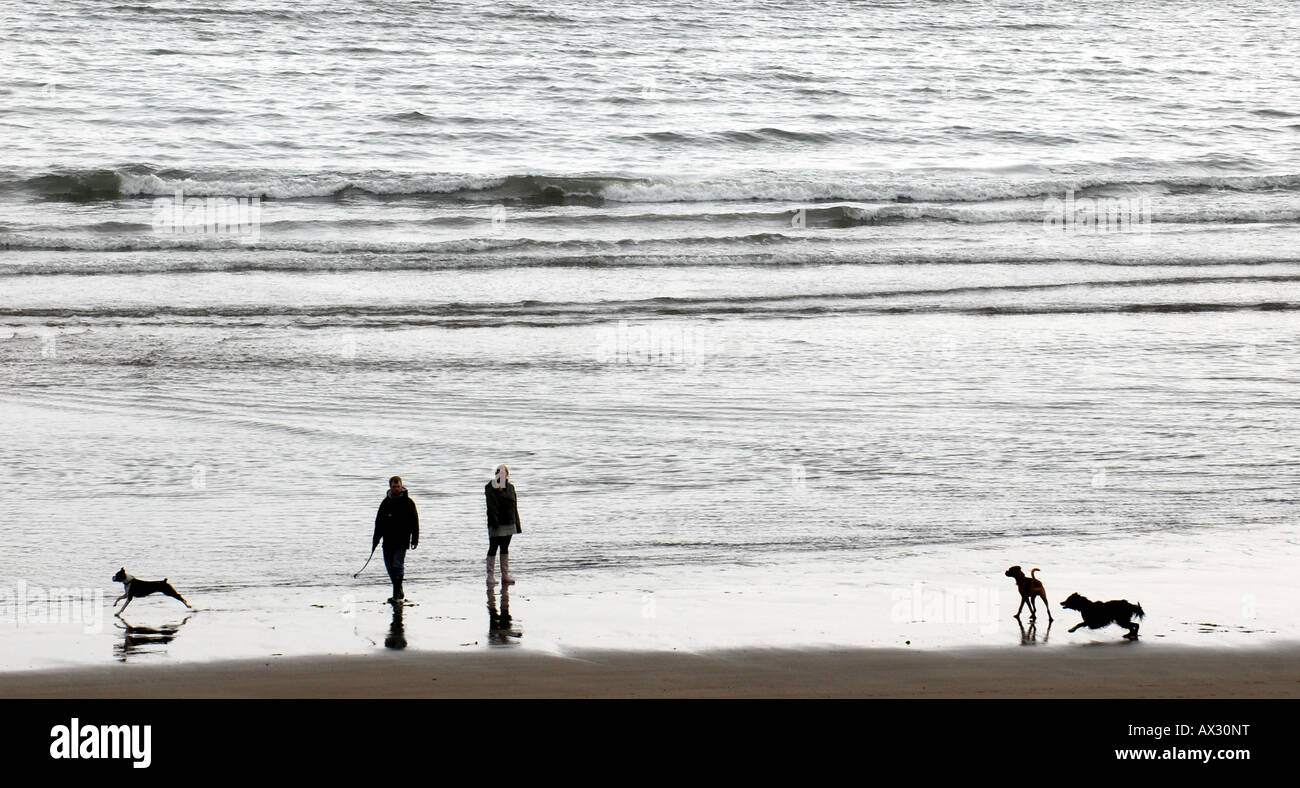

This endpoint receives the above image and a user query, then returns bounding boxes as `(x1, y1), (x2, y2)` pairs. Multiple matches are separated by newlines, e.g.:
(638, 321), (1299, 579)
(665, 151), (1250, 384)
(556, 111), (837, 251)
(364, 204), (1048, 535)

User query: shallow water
(2, 521), (1295, 672)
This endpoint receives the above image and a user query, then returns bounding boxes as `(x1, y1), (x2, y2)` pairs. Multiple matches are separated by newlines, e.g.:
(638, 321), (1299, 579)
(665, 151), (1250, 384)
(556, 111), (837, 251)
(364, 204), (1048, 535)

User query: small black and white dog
(112, 568), (194, 613)
(1061, 592), (1144, 640)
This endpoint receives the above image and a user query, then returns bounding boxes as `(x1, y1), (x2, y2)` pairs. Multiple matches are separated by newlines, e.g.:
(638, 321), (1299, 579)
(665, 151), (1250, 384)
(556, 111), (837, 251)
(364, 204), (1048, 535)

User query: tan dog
(1004, 565), (1052, 621)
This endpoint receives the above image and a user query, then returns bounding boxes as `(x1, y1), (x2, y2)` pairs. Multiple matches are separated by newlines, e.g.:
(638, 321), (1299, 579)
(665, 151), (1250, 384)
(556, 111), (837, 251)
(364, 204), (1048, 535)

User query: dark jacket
(485, 482), (522, 533)
(374, 489), (419, 550)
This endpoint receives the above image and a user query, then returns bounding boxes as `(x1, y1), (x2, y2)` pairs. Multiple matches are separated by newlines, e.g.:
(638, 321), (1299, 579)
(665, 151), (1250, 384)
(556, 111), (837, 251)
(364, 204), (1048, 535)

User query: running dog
(112, 568), (193, 613)
(1061, 592), (1144, 640)
(1004, 565), (1052, 621)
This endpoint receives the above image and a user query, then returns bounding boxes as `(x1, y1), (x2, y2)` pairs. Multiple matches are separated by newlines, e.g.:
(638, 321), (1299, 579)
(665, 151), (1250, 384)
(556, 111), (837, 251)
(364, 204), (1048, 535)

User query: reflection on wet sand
(487, 586), (522, 647)
(1016, 617), (1051, 646)
(385, 602), (406, 650)
(113, 614), (192, 662)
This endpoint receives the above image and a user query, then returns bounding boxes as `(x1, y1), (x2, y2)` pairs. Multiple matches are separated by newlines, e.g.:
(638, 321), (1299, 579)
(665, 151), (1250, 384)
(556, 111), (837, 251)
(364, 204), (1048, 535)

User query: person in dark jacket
(374, 475), (418, 603)
(484, 464), (521, 587)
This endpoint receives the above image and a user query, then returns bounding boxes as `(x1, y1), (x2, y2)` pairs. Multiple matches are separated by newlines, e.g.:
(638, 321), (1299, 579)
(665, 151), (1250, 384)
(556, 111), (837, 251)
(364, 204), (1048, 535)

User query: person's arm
(513, 489), (522, 533)
(373, 499), (385, 550)
(485, 485), (499, 528)
(410, 499), (419, 550)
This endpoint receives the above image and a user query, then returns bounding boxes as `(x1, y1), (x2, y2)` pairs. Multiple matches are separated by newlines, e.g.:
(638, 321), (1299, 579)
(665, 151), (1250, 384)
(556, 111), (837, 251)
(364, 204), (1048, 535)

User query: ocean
(2, 0), (1298, 668)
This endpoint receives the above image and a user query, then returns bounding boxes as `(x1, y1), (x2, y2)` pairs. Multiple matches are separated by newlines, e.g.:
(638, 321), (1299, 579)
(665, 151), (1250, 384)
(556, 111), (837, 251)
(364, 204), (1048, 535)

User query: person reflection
(486, 585), (522, 646)
(385, 602), (407, 650)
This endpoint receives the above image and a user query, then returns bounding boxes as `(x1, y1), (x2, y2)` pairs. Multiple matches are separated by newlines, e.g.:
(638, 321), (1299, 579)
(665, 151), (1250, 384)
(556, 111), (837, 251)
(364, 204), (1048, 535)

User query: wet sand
(2, 643), (1296, 698)
(6, 523), (1298, 674)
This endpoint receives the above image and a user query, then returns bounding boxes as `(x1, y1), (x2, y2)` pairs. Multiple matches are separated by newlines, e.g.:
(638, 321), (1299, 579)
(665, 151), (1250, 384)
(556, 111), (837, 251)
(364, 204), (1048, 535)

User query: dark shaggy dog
(112, 568), (193, 614)
(1061, 592), (1144, 640)
(1004, 565), (1052, 621)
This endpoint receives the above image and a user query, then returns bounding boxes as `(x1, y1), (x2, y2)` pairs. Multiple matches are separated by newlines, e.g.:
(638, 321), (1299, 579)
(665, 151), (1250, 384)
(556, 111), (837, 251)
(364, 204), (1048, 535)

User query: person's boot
(500, 554), (516, 586)
(486, 555), (497, 587)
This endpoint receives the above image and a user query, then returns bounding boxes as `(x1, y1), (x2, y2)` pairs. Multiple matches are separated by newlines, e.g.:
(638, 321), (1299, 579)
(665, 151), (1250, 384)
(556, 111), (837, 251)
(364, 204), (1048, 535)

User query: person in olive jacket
(374, 475), (418, 602)
(485, 464), (522, 587)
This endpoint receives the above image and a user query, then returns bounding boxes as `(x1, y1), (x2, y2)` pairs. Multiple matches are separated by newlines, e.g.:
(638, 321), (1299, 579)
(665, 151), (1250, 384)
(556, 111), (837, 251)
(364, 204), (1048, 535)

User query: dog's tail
(1030, 568), (1041, 578)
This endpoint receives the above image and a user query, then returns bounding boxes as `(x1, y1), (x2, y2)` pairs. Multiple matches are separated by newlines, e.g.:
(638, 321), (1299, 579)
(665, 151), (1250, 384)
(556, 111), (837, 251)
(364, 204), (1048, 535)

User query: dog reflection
(487, 586), (522, 646)
(113, 615), (191, 662)
(1015, 616), (1052, 646)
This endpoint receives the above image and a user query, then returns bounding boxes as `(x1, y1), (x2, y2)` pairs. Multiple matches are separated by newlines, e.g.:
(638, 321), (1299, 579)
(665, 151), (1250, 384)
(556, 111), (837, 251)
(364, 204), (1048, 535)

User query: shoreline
(2, 526), (1296, 673)
(2, 642), (1297, 699)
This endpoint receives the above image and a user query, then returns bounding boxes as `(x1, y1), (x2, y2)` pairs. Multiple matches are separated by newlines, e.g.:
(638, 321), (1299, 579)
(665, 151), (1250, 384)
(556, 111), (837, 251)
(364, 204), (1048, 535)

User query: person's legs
(498, 535), (515, 585)
(486, 537), (501, 586)
(382, 541), (407, 601)
(392, 546), (406, 599)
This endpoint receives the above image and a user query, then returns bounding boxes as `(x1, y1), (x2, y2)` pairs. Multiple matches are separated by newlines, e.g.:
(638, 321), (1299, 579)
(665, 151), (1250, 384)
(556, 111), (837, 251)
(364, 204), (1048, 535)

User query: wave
(0, 232), (832, 256)
(7, 274), (1300, 314)
(3, 209), (1297, 257)
(5, 276), (1300, 323)
(4, 203), (1299, 261)
(599, 173), (1300, 204)
(620, 127), (878, 146)
(5, 246), (1300, 277)
(820, 203), (1300, 226)
(0, 234), (545, 254)
(7, 166), (1300, 205)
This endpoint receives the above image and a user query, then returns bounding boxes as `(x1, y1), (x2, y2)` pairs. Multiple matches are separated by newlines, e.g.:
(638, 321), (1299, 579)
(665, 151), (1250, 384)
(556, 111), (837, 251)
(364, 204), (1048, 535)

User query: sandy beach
(2, 643), (1296, 699)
